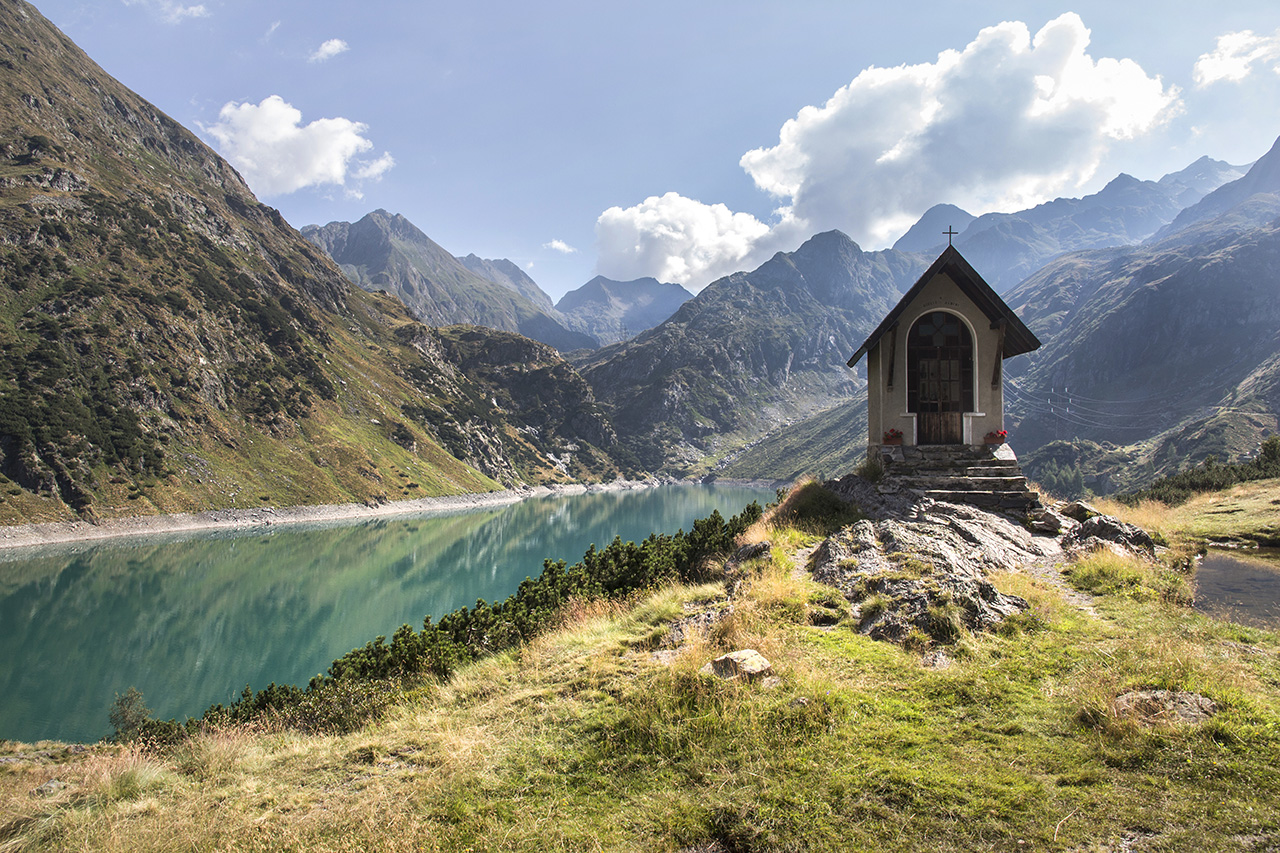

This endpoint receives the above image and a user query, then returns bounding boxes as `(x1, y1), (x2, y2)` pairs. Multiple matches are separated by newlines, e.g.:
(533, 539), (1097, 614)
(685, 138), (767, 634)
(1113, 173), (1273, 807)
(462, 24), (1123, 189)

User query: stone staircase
(875, 443), (1043, 515)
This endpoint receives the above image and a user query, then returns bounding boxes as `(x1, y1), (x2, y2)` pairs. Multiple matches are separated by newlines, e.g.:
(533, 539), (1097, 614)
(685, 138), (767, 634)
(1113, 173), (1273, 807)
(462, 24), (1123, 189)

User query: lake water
(1193, 548), (1280, 630)
(0, 484), (770, 744)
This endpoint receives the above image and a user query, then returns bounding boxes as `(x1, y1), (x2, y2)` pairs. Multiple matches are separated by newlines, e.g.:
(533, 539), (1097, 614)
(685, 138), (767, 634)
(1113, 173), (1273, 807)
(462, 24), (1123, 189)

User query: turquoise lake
(0, 484), (770, 744)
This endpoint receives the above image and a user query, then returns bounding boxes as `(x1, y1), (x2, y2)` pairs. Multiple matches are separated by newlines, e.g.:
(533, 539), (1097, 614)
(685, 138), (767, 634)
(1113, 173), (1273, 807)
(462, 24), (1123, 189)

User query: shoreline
(0, 479), (690, 552)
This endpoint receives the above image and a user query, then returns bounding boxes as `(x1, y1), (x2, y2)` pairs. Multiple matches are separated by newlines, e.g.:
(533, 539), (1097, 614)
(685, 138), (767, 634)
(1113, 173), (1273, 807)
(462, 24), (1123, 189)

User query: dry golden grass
(1093, 496), (1174, 538)
(5, 496), (1280, 852)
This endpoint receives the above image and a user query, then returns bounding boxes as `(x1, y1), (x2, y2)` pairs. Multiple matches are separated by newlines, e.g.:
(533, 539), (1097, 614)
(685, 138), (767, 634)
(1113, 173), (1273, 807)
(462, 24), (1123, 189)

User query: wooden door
(907, 312), (973, 445)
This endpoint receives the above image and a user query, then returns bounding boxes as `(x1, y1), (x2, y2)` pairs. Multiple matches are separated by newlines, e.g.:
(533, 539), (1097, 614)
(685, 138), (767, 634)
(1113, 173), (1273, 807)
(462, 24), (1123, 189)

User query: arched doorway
(907, 311), (974, 444)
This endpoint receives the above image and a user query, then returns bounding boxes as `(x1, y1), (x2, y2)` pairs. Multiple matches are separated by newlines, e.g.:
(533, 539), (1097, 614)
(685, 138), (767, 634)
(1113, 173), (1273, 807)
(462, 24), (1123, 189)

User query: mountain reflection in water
(0, 484), (769, 743)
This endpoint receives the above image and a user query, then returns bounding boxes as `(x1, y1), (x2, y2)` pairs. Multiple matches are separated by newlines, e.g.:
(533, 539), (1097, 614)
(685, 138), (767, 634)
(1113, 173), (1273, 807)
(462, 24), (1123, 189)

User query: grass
(1095, 477), (1280, 547)
(4, 495), (1280, 850)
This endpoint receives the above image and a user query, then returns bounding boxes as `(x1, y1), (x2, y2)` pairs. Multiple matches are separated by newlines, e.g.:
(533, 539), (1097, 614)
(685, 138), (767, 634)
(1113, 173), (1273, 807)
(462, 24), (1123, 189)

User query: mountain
(1157, 137), (1280, 237)
(302, 211), (596, 352)
(0, 0), (620, 522)
(895, 157), (1247, 292)
(456, 253), (555, 313)
(1158, 154), (1252, 205)
(555, 276), (693, 346)
(891, 203), (976, 254)
(1000, 195), (1280, 491)
(577, 231), (927, 473)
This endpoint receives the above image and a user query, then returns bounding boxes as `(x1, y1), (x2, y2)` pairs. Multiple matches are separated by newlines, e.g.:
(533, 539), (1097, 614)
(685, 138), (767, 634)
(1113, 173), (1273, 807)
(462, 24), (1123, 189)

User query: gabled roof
(846, 245), (1041, 367)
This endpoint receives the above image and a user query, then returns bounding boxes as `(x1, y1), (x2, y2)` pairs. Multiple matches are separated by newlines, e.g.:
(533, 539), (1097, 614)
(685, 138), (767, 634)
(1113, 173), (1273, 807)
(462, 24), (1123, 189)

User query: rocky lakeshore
(0, 478), (672, 551)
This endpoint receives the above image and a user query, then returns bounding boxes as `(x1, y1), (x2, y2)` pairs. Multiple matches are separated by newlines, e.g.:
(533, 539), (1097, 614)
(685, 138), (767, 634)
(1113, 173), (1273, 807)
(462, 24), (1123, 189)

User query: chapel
(847, 244), (1041, 449)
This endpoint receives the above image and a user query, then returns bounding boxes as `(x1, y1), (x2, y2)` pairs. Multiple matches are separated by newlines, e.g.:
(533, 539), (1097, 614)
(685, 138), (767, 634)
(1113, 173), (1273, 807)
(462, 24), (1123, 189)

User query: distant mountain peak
(893, 204), (976, 254)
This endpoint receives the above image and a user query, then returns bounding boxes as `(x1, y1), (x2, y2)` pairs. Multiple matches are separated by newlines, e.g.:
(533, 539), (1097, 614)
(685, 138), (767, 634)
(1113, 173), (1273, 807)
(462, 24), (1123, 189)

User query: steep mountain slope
(712, 395), (869, 483)
(1158, 136), (1280, 237)
(302, 211), (595, 352)
(555, 275), (692, 346)
(891, 204), (975, 253)
(895, 158), (1246, 292)
(1002, 203), (1280, 489)
(456, 253), (555, 313)
(577, 231), (926, 473)
(0, 0), (618, 522)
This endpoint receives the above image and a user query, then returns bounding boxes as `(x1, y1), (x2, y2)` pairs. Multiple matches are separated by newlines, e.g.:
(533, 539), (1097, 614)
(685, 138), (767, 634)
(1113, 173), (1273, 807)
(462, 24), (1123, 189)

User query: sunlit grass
(4, 499), (1280, 851)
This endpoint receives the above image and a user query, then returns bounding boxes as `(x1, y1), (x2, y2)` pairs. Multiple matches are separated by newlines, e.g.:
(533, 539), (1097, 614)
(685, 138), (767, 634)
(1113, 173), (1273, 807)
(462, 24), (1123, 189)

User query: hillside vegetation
(0, 0), (623, 523)
(3, 484), (1278, 851)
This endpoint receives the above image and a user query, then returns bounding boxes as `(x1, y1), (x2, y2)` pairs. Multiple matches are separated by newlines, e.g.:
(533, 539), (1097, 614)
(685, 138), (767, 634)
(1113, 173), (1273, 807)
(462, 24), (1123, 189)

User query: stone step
(898, 475), (1030, 491)
(894, 463), (1021, 477)
(921, 489), (1043, 510)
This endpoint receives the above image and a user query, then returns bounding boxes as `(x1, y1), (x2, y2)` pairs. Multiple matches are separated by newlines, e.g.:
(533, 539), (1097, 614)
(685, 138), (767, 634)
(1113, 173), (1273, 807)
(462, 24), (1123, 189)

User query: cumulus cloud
(309, 38), (350, 63)
(543, 239), (578, 254)
(122, 0), (208, 24)
(1194, 29), (1280, 86)
(354, 152), (395, 180)
(205, 95), (394, 197)
(741, 12), (1179, 247)
(595, 13), (1179, 289)
(596, 192), (796, 287)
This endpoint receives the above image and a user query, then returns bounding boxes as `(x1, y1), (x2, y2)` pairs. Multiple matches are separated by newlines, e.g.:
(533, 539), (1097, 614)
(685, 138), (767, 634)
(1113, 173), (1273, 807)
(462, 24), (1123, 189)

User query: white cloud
(204, 95), (393, 197)
(122, 0), (208, 24)
(263, 20), (281, 41)
(354, 152), (395, 180)
(309, 38), (350, 63)
(595, 13), (1179, 289)
(740, 12), (1179, 247)
(1194, 29), (1280, 86)
(595, 192), (794, 287)
(543, 239), (578, 254)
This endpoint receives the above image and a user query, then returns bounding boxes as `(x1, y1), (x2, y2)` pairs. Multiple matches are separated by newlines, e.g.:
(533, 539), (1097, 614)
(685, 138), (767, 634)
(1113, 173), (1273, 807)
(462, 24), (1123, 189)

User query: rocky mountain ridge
(894, 157), (1247, 292)
(302, 211), (596, 353)
(0, 0), (622, 522)
(577, 230), (926, 473)
(554, 275), (692, 346)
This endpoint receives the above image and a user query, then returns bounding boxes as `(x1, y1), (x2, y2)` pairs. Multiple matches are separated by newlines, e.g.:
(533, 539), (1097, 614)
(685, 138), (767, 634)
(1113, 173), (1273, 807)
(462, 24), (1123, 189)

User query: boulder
(1062, 515), (1155, 558)
(1113, 690), (1217, 725)
(1030, 508), (1074, 535)
(700, 649), (773, 681)
(1060, 500), (1102, 522)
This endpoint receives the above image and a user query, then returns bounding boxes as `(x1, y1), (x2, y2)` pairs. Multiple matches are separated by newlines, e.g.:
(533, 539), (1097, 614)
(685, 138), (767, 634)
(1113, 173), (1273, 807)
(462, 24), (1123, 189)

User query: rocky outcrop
(1062, 515), (1156, 559)
(808, 499), (1052, 645)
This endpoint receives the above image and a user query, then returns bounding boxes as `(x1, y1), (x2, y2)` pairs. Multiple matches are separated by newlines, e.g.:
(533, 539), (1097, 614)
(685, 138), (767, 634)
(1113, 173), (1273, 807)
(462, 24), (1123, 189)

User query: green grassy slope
(3, 486), (1278, 851)
(0, 0), (621, 522)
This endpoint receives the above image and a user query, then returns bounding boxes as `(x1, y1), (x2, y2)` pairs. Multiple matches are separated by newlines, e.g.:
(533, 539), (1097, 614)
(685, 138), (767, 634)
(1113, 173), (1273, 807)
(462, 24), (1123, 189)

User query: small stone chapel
(848, 244), (1040, 448)
(846, 244), (1044, 513)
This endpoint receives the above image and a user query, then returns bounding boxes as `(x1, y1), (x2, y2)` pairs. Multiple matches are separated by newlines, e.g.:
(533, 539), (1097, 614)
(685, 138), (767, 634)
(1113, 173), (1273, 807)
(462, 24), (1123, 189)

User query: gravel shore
(0, 480), (670, 551)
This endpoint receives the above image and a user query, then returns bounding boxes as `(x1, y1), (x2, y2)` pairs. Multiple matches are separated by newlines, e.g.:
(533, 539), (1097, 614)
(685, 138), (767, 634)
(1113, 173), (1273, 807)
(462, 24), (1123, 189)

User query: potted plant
(883, 428), (903, 446)
(984, 429), (1008, 445)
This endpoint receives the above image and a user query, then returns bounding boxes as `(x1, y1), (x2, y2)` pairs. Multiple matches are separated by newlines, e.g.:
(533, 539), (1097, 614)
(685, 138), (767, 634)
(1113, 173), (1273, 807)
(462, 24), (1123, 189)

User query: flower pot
(883, 438), (902, 446)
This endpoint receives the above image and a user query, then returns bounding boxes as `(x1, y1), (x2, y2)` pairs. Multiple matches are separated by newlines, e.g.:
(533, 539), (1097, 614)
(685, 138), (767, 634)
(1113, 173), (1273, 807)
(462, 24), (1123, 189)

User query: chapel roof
(846, 245), (1041, 367)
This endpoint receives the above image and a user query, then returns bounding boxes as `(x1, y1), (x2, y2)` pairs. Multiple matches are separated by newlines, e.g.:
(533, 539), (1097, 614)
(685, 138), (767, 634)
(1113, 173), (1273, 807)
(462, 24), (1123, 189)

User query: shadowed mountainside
(0, 0), (620, 521)
(577, 231), (926, 474)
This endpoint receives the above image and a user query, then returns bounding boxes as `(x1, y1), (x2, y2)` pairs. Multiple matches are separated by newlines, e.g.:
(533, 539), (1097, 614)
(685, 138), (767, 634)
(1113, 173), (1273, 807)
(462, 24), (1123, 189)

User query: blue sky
(31, 0), (1280, 299)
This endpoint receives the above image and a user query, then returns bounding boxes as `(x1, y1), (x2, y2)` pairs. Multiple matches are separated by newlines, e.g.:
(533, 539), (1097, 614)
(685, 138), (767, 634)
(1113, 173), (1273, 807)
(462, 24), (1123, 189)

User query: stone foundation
(869, 442), (1043, 515)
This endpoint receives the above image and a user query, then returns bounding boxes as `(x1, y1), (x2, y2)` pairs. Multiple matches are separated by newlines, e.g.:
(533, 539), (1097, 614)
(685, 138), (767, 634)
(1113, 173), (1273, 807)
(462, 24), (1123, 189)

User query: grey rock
(810, 499), (1058, 645)
(1060, 500), (1102, 522)
(1113, 689), (1218, 724)
(32, 779), (68, 797)
(1062, 514), (1155, 558)
(699, 649), (773, 681)
(1031, 508), (1072, 535)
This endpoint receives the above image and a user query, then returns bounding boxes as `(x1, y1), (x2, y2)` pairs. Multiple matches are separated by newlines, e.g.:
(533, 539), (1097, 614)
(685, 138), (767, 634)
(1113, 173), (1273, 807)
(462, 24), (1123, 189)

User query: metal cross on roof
(944, 226), (958, 246)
